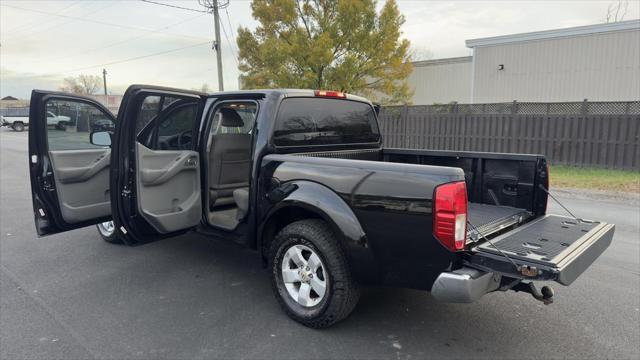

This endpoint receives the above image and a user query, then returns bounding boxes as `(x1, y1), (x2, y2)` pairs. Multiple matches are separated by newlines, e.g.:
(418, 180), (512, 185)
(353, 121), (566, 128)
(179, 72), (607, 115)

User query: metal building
(409, 19), (640, 105)
(408, 56), (472, 104)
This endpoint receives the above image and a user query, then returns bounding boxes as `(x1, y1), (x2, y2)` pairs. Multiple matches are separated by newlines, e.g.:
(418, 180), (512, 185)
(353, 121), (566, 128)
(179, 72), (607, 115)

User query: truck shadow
(138, 232), (549, 349)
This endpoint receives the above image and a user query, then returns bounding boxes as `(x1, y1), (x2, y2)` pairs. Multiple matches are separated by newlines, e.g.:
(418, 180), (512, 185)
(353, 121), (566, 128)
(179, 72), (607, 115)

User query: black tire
(269, 219), (360, 328)
(12, 122), (25, 132)
(55, 122), (67, 131)
(96, 221), (123, 244)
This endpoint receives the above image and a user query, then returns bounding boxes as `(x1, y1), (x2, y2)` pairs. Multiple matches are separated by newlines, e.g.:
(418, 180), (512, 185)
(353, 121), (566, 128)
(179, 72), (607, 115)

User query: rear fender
(259, 181), (380, 283)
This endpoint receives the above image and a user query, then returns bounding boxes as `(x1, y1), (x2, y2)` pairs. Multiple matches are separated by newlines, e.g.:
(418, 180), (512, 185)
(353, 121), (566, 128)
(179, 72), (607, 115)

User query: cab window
(210, 102), (257, 135)
(45, 99), (114, 151)
(273, 97), (380, 147)
(136, 95), (200, 150)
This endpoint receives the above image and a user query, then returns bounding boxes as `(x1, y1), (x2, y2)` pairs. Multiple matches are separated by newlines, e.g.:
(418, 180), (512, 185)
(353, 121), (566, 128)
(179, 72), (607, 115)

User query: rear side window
(273, 98), (380, 147)
(210, 102), (257, 135)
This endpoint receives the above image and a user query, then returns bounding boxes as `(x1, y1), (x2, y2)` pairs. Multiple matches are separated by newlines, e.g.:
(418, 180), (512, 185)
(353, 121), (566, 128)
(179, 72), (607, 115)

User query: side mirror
(90, 131), (112, 147)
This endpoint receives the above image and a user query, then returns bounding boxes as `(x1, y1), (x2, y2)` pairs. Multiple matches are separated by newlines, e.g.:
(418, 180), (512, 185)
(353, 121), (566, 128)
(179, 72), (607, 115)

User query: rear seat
(233, 188), (249, 220)
(208, 108), (251, 209)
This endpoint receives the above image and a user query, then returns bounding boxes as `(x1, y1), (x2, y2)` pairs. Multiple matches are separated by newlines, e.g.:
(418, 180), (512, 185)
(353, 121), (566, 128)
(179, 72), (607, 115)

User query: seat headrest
(220, 108), (244, 127)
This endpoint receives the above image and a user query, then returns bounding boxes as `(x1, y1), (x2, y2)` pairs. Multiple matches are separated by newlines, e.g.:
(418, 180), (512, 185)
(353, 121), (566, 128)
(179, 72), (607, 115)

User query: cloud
(0, 67), (61, 98)
(399, 0), (640, 59)
(1, 0), (638, 98)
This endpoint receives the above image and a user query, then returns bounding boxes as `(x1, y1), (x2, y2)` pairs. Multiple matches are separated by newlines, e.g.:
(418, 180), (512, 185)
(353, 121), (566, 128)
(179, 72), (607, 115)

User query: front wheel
(12, 122), (25, 132)
(269, 219), (360, 328)
(96, 221), (123, 244)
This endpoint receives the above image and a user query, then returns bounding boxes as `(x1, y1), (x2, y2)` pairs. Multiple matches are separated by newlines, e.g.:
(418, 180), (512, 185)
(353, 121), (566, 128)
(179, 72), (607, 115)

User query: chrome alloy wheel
(97, 221), (115, 237)
(281, 244), (328, 307)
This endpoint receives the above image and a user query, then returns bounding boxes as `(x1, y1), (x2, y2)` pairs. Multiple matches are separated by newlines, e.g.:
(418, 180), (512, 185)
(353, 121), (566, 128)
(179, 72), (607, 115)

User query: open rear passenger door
(111, 85), (206, 244)
(29, 90), (116, 236)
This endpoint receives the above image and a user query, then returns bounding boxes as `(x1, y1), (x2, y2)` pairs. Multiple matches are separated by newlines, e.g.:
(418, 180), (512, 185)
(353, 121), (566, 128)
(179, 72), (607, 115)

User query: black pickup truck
(28, 86), (614, 328)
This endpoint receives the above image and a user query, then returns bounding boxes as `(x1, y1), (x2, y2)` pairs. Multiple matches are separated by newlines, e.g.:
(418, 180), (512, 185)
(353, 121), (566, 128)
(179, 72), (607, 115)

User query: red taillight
(314, 90), (346, 98)
(433, 181), (468, 251)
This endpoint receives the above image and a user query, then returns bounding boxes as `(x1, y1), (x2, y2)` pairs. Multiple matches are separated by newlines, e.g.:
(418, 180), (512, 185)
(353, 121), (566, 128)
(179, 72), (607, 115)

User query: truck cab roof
(204, 88), (374, 105)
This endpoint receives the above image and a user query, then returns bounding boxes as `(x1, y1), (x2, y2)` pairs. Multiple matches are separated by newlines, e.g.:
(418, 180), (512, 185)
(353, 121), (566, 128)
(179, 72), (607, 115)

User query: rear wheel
(269, 219), (360, 328)
(12, 122), (25, 132)
(96, 221), (122, 244)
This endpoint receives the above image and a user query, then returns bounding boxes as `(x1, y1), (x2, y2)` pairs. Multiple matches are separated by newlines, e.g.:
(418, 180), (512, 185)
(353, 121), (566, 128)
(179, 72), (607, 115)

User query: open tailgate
(467, 215), (614, 285)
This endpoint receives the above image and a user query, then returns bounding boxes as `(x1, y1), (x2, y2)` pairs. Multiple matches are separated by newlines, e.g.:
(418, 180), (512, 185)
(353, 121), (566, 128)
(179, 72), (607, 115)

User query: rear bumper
(431, 267), (501, 303)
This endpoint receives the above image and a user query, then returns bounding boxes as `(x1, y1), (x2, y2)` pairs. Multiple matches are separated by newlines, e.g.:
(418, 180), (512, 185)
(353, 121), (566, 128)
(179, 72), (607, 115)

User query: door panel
(29, 90), (116, 236)
(49, 149), (111, 223)
(136, 143), (201, 233)
(110, 85), (205, 244)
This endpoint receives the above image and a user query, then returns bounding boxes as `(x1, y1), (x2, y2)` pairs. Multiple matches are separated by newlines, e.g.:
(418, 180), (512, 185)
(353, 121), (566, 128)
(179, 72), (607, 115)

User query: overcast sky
(1, 0), (639, 98)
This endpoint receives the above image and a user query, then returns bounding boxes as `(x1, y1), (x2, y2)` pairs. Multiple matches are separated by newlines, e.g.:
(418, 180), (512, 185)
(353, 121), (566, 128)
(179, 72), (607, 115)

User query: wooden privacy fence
(378, 107), (640, 170)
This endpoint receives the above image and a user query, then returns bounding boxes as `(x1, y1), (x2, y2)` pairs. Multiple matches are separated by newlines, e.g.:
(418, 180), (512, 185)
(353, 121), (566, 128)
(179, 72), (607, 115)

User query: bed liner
(467, 203), (531, 241)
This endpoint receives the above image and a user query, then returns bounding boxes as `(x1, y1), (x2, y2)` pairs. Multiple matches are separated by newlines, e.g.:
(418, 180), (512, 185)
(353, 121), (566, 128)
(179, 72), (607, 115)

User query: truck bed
(467, 203), (532, 241)
(291, 147), (545, 242)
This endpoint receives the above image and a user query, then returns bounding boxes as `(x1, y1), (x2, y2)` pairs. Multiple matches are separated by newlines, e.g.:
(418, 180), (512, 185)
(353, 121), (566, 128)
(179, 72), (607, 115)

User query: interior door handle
(503, 184), (518, 196)
(56, 153), (110, 184)
(140, 153), (198, 186)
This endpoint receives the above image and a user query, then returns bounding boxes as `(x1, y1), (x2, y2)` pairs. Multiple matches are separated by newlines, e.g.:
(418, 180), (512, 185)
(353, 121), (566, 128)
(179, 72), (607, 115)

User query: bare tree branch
(59, 74), (101, 95)
(605, 0), (629, 22)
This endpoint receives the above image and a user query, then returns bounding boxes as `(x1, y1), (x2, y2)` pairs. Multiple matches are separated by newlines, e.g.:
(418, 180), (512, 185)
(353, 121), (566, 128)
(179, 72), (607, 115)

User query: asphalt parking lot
(1, 128), (639, 359)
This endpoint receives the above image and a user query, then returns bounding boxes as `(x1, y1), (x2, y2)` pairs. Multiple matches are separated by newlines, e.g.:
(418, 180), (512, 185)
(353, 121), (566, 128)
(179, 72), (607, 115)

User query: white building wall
(408, 57), (472, 105)
(470, 24), (640, 103)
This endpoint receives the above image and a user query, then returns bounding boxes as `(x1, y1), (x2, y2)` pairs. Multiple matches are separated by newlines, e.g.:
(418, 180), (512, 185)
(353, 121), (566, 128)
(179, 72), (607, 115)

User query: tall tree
(59, 74), (102, 95)
(237, 0), (413, 104)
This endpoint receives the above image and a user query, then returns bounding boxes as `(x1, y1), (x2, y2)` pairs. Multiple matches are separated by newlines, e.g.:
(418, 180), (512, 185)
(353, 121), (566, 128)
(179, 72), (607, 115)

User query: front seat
(209, 108), (252, 209)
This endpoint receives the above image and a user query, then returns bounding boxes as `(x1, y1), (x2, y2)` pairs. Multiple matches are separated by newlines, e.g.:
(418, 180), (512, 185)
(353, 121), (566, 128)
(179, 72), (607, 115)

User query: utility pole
(102, 69), (108, 96)
(213, 0), (223, 91)
(199, 0), (229, 91)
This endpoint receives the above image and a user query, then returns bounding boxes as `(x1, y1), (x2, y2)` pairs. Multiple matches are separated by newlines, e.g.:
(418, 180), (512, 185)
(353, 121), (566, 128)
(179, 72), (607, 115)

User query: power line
(0, 3), (209, 42)
(60, 40), (212, 73)
(9, 2), (120, 42)
(219, 14), (238, 65)
(198, 0), (230, 10)
(2, 1), (82, 36)
(225, 7), (236, 41)
(140, 0), (208, 13)
(12, 13), (206, 64)
(224, 7), (240, 63)
(13, 40), (211, 79)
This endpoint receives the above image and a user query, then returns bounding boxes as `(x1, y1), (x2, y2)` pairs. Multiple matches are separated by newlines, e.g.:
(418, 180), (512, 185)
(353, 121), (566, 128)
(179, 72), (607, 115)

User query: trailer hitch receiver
(513, 281), (555, 305)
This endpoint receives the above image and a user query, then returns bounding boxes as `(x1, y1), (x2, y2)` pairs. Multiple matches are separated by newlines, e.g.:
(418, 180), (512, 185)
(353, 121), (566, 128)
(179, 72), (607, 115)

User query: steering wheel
(177, 130), (192, 149)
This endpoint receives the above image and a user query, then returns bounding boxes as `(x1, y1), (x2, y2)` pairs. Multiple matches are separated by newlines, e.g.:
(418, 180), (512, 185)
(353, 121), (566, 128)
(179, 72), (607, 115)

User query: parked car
(46, 111), (71, 130)
(1, 111), (71, 132)
(91, 117), (115, 132)
(1, 115), (29, 131)
(28, 86), (614, 328)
